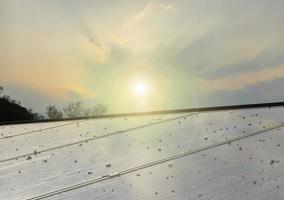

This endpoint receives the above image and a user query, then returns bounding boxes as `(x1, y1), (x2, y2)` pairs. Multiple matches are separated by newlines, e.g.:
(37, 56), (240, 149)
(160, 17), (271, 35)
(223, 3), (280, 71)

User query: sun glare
(133, 82), (149, 97)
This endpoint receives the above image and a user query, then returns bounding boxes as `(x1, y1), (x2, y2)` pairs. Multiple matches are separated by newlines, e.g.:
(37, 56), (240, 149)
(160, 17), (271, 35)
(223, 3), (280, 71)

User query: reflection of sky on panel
(0, 114), (185, 160)
(0, 121), (72, 138)
(0, 107), (283, 199)
(44, 128), (284, 200)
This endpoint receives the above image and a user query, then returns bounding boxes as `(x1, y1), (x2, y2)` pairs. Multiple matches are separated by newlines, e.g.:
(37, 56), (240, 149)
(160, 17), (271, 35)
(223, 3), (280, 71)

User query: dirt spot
(168, 163), (173, 168)
(26, 156), (32, 160)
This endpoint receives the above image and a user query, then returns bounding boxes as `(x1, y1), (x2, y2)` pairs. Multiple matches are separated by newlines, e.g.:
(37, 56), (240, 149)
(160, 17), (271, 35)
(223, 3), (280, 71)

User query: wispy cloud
(132, 1), (174, 21)
(200, 65), (284, 92)
(84, 37), (110, 64)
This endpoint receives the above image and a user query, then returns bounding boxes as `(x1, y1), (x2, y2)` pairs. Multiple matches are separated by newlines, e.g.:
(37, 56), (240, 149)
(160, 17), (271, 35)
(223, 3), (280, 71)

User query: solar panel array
(0, 107), (283, 200)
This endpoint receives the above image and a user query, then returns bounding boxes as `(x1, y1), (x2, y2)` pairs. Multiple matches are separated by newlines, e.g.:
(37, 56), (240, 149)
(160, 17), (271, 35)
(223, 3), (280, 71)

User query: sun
(133, 82), (149, 97)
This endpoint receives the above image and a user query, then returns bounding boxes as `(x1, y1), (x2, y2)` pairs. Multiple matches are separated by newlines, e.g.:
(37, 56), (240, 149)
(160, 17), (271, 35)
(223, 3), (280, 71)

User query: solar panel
(0, 106), (283, 200)
(0, 121), (72, 138)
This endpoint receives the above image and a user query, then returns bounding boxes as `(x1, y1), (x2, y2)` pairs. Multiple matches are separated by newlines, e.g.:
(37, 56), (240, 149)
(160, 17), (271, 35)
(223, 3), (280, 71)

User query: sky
(1, 0), (284, 114)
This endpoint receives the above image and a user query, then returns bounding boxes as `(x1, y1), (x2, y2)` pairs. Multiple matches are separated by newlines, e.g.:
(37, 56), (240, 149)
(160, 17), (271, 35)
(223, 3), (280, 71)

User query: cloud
(199, 77), (284, 106)
(132, 2), (152, 20)
(200, 65), (284, 92)
(132, 1), (174, 21)
(84, 37), (111, 64)
(200, 50), (284, 79)
(158, 2), (174, 11)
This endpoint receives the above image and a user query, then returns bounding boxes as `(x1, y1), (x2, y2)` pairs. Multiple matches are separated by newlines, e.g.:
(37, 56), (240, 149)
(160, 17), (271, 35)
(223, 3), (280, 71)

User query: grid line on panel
(25, 122), (284, 200)
(0, 121), (83, 140)
(0, 113), (198, 163)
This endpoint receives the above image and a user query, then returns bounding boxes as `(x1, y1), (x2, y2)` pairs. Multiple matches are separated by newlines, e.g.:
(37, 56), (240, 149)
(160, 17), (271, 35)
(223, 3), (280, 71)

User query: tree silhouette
(28, 108), (44, 120)
(63, 101), (84, 118)
(46, 105), (63, 119)
(91, 104), (108, 115)
(63, 101), (108, 118)
(0, 86), (34, 122)
(0, 86), (109, 122)
(83, 104), (107, 116)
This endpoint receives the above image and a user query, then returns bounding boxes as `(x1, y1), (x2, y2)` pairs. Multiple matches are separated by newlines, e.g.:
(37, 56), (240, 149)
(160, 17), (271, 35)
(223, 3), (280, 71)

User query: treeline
(0, 86), (107, 122)
(46, 102), (107, 119)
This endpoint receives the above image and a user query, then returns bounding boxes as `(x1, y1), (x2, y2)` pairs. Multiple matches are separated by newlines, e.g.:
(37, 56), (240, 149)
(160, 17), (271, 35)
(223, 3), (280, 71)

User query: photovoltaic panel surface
(0, 107), (283, 200)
